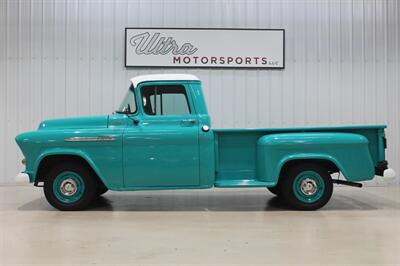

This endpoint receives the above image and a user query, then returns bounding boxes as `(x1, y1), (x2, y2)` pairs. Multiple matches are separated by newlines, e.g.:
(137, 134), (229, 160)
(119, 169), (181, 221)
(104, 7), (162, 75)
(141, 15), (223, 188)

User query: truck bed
(213, 125), (386, 187)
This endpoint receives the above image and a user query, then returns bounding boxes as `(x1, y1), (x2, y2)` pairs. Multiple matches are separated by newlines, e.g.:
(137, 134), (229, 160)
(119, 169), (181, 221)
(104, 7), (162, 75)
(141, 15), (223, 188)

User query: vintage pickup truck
(16, 74), (395, 211)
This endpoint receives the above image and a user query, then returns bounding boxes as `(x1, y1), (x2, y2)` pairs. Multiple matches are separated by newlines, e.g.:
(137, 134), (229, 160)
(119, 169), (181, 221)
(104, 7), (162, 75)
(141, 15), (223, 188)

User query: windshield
(116, 85), (137, 114)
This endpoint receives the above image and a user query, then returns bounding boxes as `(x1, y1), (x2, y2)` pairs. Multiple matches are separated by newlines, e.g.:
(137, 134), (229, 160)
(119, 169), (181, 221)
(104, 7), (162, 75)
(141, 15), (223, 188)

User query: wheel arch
(276, 155), (344, 182)
(35, 151), (108, 188)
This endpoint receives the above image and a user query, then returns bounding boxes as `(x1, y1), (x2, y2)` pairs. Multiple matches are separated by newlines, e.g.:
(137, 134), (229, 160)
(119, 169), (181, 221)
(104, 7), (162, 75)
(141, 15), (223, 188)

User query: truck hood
(38, 115), (109, 130)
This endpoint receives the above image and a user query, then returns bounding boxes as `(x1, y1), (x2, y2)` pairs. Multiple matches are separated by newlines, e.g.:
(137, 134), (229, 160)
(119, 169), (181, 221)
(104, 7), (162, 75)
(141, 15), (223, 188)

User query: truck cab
(118, 74), (213, 188)
(16, 74), (395, 211)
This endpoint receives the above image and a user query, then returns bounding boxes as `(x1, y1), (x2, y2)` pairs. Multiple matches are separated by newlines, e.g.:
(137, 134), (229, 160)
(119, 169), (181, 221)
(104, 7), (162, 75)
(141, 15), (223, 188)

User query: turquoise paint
(215, 179), (275, 188)
(123, 113), (200, 187)
(16, 117), (126, 189)
(292, 171), (325, 203)
(15, 78), (388, 192)
(257, 132), (375, 183)
(190, 82), (215, 187)
(34, 148), (116, 189)
(213, 124), (387, 132)
(53, 171), (85, 203)
(123, 81), (200, 187)
(38, 115), (109, 130)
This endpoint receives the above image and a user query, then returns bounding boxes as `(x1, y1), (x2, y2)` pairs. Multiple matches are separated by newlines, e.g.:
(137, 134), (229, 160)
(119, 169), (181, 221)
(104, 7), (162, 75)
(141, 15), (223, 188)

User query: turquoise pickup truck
(16, 74), (395, 211)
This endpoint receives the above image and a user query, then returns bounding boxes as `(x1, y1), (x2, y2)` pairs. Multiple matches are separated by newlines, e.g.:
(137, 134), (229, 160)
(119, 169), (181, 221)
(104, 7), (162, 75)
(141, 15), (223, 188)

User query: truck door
(123, 83), (200, 187)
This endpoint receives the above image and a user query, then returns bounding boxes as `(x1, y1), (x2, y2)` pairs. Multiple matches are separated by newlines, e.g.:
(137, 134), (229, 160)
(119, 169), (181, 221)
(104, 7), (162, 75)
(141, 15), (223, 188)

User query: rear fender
(256, 132), (375, 184)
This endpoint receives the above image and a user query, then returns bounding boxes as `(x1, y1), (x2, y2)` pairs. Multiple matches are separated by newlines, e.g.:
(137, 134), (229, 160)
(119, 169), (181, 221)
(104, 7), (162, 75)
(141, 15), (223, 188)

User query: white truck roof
(130, 74), (200, 87)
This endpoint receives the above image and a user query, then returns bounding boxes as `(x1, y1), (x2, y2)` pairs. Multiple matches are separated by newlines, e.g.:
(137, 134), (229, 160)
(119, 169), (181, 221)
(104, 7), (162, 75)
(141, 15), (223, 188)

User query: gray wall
(0, 0), (399, 185)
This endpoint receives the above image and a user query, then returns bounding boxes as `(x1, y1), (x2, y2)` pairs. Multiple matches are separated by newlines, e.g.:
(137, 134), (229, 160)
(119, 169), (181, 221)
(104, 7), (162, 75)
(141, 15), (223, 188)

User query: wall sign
(125, 28), (285, 69)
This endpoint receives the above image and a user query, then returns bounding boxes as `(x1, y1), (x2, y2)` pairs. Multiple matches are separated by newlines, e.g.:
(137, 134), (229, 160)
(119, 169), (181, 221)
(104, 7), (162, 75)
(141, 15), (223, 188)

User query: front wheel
(281, 163), (333, 210)
(44, 163), (97, 211)
(267, 185), (282, 196)
(96, 182), (109, 196)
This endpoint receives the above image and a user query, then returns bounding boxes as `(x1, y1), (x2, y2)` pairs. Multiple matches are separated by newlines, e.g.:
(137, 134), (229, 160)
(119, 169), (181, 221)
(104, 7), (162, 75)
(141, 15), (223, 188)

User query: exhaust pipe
(332, 179), (362, 188)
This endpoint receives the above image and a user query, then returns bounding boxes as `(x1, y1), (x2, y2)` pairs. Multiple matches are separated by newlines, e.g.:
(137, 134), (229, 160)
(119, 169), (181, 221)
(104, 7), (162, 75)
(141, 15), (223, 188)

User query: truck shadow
(18, 189), (400, 212)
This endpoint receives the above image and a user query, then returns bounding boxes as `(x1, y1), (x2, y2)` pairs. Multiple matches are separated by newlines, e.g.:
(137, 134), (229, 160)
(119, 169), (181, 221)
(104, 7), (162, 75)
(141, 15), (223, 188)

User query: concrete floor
(0, 185), (399, 265)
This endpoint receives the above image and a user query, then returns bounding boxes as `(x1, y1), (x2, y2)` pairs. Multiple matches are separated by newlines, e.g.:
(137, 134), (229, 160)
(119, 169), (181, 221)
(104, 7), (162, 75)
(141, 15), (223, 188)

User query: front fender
(256, 132), (375, 184)
(33, 149), (111, 188)
(16, 125), (125, 190)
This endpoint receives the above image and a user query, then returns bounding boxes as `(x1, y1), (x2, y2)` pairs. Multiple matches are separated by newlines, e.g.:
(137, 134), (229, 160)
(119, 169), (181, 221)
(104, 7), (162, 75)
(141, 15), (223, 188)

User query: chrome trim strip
(64, 136), (115, 142)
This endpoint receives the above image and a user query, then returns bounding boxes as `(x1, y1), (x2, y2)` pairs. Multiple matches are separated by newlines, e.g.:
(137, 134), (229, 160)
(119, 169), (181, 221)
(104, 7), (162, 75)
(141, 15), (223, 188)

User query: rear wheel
(281, 163), (333, 210)
(44, 163), (97, 211)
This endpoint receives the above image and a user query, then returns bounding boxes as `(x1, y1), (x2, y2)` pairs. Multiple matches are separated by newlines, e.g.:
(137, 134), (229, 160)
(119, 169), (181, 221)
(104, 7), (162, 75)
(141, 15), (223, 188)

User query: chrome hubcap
(60, 179), (78, 196)
(300, 178), (318, 195)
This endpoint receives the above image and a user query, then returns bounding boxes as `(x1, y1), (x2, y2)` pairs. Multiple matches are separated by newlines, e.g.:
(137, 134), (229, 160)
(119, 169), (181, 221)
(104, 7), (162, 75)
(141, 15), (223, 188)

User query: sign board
(125, 28), (285, 69)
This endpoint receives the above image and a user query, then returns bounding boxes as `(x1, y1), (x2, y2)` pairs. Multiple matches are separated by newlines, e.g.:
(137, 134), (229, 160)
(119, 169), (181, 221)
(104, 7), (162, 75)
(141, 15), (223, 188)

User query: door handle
(181, 119), (196, 126)
(181, 119), (196, 123)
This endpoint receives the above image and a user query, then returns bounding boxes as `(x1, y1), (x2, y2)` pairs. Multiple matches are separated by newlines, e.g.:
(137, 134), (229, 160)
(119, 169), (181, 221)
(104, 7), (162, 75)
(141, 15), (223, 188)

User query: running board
(215, 179), (274, 188)
(332, 179), (362, 188)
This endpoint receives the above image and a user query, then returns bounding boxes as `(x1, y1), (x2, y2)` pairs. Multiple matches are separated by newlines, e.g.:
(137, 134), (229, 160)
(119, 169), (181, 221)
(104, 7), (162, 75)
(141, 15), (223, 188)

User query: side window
(141, 85), (191, 116)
